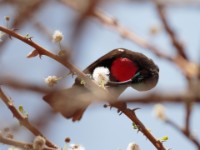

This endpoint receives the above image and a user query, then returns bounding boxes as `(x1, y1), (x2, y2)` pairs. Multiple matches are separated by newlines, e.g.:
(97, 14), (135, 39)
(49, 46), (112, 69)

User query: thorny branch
(123, 94), (200, 104)
(111, 102), (166, 150)
(59, 1), (200, 149)
(0, 134), (57, 150)
(0, 25), (115, 102)
(59, 0), (198, 81)
(165, 119), (200, 149)
(154, 2), (200, 149)
(0, 25), (167, 150)
(155, 2), (188, 60)
(0, 87), (57, 149)
(0, 77), (52, 94)
(0, 1), (200, 150)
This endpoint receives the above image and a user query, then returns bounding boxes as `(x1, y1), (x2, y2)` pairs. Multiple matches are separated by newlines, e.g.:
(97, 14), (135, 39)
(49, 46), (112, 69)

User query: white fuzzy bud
(33, 136), (45, 150)
(153, 104), (166, 120)
(0, 31), (5, 42)
(127, 142), (140, 150)
(69, 144), (85, 150)
(92, 67), (110, 87)
(52, 30), (63, 43)
(8, 146), (22, 150)
(44, 76), (58, 87)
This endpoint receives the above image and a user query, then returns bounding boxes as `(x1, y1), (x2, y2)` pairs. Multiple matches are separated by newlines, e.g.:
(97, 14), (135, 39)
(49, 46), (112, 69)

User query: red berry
(111, 57), (138, 81)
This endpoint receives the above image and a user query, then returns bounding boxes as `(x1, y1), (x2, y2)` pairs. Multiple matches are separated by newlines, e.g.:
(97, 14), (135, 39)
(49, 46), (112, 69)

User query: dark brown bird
(43, 48), (159, 121)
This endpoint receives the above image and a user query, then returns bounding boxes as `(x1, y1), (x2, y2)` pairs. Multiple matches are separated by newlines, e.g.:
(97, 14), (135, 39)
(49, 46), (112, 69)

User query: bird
(43, 48), (159, 121)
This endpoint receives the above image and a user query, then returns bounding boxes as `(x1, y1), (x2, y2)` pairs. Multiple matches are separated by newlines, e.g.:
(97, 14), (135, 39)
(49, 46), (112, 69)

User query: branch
(0, 25), (167, 150)
(0, 77), (52, 94)
(0, 87), (57, 149)
(0, 135), (33, 150)
(0, 25), (114, 103)
(155, 2), (188, 60)
(185, 102), (193, 134)
(92, 9), (198, 79)
(0, 134), (57, 150)
(122, 93), (200, 104)
(165, 118), (200, 149)
(155, 1), (198, 138)
(59, 0), (173, 61)
(111, 102), (166, 150)
(0, 0), (47, 56)
(59, 0), (198, 80)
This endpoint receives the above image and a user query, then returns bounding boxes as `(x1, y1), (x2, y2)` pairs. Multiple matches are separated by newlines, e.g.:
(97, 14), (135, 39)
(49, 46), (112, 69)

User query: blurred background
(0, 0), (200, 150)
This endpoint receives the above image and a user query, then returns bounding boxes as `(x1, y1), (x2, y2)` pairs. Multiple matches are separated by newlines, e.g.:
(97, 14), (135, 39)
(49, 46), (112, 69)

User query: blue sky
(0, 1), (200, 150)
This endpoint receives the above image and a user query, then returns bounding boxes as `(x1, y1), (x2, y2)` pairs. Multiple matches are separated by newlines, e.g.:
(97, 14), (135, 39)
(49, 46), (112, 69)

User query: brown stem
(166, 119), (200, 149)
(0, 135), (33, 150)
(123, 93), (200, 103)
(111, 102), (166, 150)
(59, 0), (197, 80)
(0, 77), (52, 94)
(0, 25), (114, 103)
(185, 102), (192, 134)
(155, 2), (188, 60)
(0, 25), (167, 150)
(0, 135), (57, 150)
(0, 87), (57, 149)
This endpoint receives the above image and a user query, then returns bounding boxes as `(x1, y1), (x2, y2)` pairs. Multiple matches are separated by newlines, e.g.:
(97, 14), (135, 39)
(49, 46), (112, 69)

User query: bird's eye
(137, 76), (144, 82)
(131, 72), (144, 83)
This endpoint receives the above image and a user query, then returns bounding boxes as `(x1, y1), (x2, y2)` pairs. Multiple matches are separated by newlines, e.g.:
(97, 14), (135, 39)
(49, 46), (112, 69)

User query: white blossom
(69, 144), (85, 150)
(92, 67), (110, 86)
(44, 75), (59, 87)
(52, 30), (63, 42)
(0, 31), (5, 42)
(127, 142), (140, 150)
(8, 146), (22, 150)
(153, 104), (166, 120)
(33, 136), (45, 150)
(149, 25), (161, 35)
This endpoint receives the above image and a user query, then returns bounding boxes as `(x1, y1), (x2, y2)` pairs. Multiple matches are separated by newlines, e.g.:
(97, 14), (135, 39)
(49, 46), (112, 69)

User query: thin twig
(0, 0), (47, 56)
(59, 0), (172, 61)
(185, 102), (192, 134)
(111, 102), (166, 150)
(0, 87), (57, 149)
(0, 135), (33, 150)
(0, 134), (57, 150)
(165, 118), (200, 149)
(155, 2), (188, 60)
(123, 93), (200, 104)
(0, 77), (52, 94)
(59, 0), (198, 79)
(0, 25), (114, 103)
(0, 25), (167, 150)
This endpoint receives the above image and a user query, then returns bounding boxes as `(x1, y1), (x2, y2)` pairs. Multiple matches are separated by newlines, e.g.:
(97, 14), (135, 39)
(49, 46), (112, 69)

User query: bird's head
(108, 50), (159, 91)
(129, 64), (159, 91)
(81, 48), (159, 91)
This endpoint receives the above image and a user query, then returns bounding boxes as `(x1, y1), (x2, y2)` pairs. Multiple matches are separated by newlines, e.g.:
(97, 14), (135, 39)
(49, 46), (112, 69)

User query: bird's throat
(111, 57), (138, 82)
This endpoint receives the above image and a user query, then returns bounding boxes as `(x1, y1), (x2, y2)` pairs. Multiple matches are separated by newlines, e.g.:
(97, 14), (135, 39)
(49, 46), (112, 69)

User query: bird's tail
(43, 86), (93, 121)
